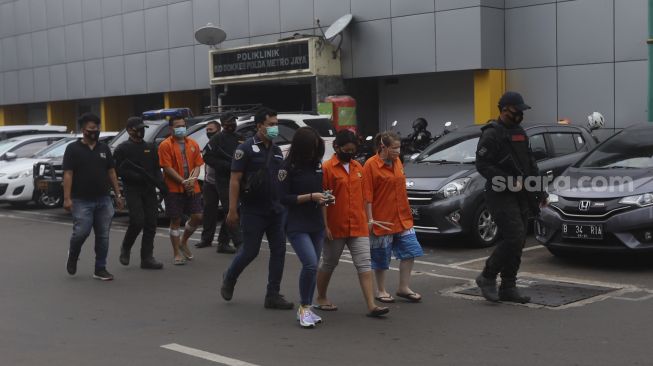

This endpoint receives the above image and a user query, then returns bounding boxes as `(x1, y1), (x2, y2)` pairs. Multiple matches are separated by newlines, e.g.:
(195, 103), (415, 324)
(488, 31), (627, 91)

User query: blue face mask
(173, 126), (186, 138)
(266, 126), (279, 139)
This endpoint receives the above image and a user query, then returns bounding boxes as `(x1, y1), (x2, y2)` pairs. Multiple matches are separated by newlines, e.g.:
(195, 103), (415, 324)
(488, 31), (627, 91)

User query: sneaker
(140, 257), (163, 270)
(264, 294), (294, 310)
(296, 306), (315, 328)
(216, 243), (237, 254)
(93, 268), (114, 281)
(66, 253), (77, 275)
(307, 307), (322, 324)
(499, 287), (531, 304)
(475, 274), (499, 302)
(220, 272), (236, 301)
(119, 248), (130, 266)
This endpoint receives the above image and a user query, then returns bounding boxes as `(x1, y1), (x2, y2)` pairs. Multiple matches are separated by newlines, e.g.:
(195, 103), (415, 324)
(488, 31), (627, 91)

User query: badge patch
(477, 147), (488, 157)
(278, 169), (287, 181)
(99, 153), (106, 158)
(191, 147), (196, 153)
(234, 149), (244, 160)
(511, 134), (526, 142)
(252, 145), (260, 153)
(357, 172), (362, 178)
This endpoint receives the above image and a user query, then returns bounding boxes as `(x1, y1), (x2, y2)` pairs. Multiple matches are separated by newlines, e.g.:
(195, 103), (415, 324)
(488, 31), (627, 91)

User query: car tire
(470, 204), (499, 247)
(36, 192), (63, 208)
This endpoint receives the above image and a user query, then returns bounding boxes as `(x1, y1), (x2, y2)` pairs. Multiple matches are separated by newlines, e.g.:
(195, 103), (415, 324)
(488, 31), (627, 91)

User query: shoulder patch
(252, 145), (260, 153)
(477, 147), (488, 157)
(278, 169), (288, 182)
(234, 149), (244, 160)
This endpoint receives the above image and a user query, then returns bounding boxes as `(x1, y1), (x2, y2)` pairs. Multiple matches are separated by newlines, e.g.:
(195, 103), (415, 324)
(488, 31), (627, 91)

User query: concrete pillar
(47, 101), (77, 132)
(474, 70), (506, 125)
(164, 90), (203, 116)
(0, 105), (29, 126)
(101, 96), (135, 132)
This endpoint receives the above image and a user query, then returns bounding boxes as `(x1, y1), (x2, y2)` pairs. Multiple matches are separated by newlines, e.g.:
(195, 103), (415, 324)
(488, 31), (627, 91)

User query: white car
(188, 113), (337, 183)
(0, 133), (69, 165)
(0, 132), (117, 207)
(0, 124), (68, 141)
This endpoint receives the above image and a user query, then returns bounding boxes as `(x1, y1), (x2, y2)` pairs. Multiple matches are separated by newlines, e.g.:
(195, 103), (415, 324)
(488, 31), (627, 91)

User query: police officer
(474, 91), (546, 303)
(220, 107), (293, 310)
(114, 117), (164, 270)
(199, 113), (242, 253)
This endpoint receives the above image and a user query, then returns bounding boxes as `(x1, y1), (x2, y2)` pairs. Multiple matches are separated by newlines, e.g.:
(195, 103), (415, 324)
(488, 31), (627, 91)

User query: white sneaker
(296, 306), (315, 328)
(307, 307), (322, 324)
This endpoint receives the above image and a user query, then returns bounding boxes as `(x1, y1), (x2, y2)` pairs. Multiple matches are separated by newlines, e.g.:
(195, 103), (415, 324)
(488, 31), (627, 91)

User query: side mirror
(444, 121), (452, 128)
(532, 148), (547, 161)
(4, 152), (17, 161)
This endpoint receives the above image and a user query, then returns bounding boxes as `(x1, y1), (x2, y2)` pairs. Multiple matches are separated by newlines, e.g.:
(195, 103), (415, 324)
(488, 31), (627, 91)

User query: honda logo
(579, 200), (591, 211)
(406, 181), (415, 188)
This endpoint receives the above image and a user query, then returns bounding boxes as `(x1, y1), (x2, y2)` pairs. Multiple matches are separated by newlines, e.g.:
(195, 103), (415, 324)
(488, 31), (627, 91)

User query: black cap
(220, 112), (236, 124)
(498, 91), (531, 111)
(126, 117), (148, 129)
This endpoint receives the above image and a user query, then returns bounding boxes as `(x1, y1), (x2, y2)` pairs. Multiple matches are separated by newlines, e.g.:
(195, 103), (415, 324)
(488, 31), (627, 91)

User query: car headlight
(619, 193), (653, 207)
(437, 178), (470, 199)
(7, 169), (32, 180)
(547, 193), (559, 204)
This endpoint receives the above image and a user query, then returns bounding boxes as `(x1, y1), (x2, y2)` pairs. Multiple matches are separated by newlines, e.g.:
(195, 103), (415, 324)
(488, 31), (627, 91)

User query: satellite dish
(324, 14), (353, 40)
(194, 23), (227, 48)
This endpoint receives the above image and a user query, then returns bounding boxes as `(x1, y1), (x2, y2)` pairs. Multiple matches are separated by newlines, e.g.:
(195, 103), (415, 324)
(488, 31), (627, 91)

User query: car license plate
(37, 180), (48, 191)
(561, 223), (604, 240)
(410, 207), (420, 220)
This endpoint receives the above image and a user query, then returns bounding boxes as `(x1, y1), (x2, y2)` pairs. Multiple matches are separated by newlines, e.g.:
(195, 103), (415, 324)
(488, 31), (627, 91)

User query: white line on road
(448, 245), (545, 267)
(161, 343), (259, 366)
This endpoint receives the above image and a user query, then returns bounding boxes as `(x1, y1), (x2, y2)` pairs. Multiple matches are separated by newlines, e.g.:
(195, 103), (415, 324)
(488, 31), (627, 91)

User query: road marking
(448, 245), (545, 267)
(161, 343), (259, 366)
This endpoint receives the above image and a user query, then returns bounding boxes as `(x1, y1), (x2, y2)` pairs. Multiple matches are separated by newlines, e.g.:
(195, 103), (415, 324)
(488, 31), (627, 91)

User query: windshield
(303, 118), (336, 138)
(189, 125), (209, 149)
(579, 128), (653, 169)
(0, 138), (20, 155)
(418, 133), (480, 164)
(33, 137), (76, 158)
(110, 122), (162, 149)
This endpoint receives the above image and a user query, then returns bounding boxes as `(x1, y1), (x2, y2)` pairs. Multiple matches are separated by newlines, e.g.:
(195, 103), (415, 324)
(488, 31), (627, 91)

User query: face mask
(85, 130), (100, 142)
(336, 150), (354, 163)
(206, 131), (217, 139)
(173, 126), (187, 138)
(266, 126), (279, 139)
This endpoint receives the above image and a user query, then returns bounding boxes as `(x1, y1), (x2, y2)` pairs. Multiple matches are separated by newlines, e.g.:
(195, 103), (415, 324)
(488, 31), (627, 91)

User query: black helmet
(412, 117), (427, 131)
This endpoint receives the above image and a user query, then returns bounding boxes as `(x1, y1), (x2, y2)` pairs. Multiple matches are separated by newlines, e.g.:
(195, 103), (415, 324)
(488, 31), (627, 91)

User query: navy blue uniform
(224, 136), (287, 297)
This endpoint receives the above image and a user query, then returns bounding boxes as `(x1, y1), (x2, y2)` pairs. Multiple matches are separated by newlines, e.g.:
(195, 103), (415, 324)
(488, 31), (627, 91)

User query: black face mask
(336, 150), (354, 163)
(136, 127), (145, 139)
(207, 131), (217, 139)
(505, 109), (524, 125)
(85, 130), (100, 142)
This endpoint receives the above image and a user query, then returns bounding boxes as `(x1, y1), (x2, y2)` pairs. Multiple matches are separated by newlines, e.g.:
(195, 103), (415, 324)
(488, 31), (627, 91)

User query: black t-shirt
(114, 139), (162, 187)
(278, 162), (325, 234)
(62, 139), (115, 199)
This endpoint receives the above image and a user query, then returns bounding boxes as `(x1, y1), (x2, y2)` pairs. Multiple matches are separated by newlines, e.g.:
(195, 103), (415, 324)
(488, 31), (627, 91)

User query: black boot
(499, 287), (531, 304)
(264, 294), (294, 310)
(475, 274), (499, 302)
(216, 242), (236, 254)
(119, 247), (130, 266)
(141, 257), (164, 270)
(221, 272), (236, 301)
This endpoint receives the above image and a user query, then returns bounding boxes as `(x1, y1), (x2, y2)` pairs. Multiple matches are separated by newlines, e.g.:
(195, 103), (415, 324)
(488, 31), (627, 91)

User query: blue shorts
(370, 228), (423, 270)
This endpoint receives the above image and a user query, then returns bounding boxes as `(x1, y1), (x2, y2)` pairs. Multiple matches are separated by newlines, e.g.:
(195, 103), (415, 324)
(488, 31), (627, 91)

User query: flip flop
(312, 304), (338, 311)
(366, 306), (390, 318)
(374, 295), (395, 303)
(173, 258), (187, 266)
(396, 292), (422, 302)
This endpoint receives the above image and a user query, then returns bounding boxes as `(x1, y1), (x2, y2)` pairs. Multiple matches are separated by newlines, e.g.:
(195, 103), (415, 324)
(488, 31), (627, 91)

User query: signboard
(209, 38), (341, 85)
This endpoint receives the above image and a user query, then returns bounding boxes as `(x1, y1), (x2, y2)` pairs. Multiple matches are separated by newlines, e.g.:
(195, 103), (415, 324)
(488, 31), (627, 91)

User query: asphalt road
(1, 204), (653, 366)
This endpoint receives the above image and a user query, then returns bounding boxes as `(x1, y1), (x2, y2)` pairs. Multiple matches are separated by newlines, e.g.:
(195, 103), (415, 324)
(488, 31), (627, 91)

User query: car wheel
(37, 192), (62, 208)
(471, 204), (499, 247)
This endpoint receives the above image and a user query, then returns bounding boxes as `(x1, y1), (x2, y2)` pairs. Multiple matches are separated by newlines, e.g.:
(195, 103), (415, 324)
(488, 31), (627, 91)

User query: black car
(405, 123), (598, 247)
(535, 124), (653, 256)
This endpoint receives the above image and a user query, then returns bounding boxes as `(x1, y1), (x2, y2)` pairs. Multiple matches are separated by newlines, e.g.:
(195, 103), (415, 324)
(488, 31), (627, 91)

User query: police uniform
(224, 135), (288, 298)
(114, 137), (164, 267)
(475, 118), (544, 294)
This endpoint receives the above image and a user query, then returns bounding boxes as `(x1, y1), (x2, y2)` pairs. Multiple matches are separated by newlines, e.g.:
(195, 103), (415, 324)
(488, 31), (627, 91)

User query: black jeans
(482, 191), (530, 289)
(121, 185), (158, 260)
(215, 178), (243, 246)
(201, 182), (220, 245)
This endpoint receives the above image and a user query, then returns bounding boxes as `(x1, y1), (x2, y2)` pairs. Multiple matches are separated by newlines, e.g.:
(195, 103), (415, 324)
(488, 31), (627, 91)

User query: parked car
(405, 122), (598, 247)
(0, 133), (69, 164)
(28, 133), (118, 208)
(535, 124), (653, 256)
(0, 125), (68, 141)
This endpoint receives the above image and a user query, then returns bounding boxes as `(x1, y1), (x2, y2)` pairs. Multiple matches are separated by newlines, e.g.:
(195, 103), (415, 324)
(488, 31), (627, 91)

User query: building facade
(0, 0), (648, 135)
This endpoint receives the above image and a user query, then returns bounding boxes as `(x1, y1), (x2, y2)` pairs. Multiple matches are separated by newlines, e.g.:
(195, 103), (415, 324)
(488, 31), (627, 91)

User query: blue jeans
(69, 196), (115, 269)
(287, 230), (325, 306)
(225, 211), (287, 296)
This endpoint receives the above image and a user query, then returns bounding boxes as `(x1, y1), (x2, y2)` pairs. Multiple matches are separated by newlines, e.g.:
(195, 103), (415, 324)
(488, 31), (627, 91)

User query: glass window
(579, 128), (653, 169)
(529, 134), (548, 160)
(13, 140), (49, 158)
(573, 133), (586, 151)
(302, 118), (336, 138)
(548, 133), (576, 157)
(419, 135), (479, 164)
(34, 138), (76, 158)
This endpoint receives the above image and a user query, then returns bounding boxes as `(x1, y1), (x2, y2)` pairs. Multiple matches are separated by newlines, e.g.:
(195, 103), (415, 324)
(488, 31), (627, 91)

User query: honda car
(535, 124), (653, 256)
